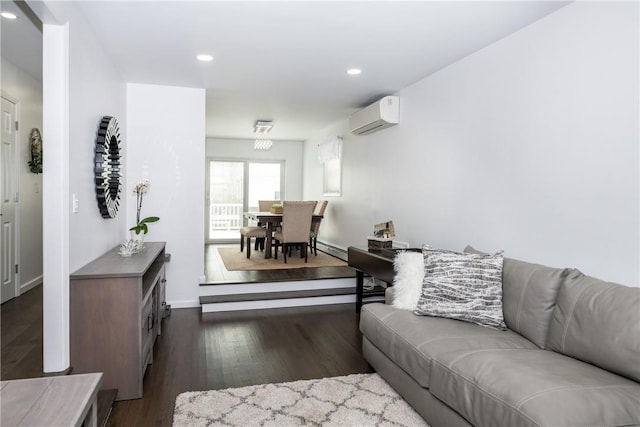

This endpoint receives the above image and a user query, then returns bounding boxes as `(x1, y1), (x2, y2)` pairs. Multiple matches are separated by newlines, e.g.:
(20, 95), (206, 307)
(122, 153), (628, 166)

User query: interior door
(1, 96), (18, 303)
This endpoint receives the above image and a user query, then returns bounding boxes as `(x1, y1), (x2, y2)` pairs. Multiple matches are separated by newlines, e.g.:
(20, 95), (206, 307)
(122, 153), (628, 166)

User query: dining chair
(254, 200), (281, 251)
(239, 226), (267, 259)
(273, 201), (316, 263)
(308, 200), (328, 256)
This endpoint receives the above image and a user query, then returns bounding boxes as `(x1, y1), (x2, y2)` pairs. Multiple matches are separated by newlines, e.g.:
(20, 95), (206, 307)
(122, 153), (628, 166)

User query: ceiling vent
(349, 96), (399, 135)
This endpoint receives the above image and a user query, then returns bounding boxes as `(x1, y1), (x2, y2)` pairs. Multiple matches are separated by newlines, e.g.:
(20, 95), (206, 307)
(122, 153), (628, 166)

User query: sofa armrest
(385, 286), (396, 305)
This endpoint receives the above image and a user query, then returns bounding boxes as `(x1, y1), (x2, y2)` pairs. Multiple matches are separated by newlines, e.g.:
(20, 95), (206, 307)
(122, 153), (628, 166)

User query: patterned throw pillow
(414, 245), (506, 329)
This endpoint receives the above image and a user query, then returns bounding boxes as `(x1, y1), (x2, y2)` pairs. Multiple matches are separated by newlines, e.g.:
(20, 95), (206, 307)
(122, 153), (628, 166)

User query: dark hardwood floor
(1, 284), (372, 427)
(1, 284), (43, 380)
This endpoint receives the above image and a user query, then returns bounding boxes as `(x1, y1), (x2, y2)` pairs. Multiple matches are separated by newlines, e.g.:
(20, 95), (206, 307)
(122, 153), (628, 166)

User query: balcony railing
(209, 203), (243, 232)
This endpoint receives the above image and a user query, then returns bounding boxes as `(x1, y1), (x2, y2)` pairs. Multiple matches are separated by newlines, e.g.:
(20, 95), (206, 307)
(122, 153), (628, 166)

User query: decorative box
(368, 237), (393, 251)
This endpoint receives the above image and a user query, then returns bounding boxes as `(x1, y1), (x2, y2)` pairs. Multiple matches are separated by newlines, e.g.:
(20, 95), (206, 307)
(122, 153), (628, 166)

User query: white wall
(303, 2), (639, 286)
(206, 138), (304, 201)
(67, 19), (127, 271)
(302, 124), (349, 248)
(36, 1), (128, 272)
(37, 0), (127, 372)
(127, 83), (206, 308)
(1, 57), (43, 291)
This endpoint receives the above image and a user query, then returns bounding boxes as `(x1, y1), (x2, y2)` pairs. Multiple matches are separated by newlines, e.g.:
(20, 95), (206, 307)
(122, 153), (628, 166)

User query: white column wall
(42, 22), (69, 373)
(38, 0), (128, 372)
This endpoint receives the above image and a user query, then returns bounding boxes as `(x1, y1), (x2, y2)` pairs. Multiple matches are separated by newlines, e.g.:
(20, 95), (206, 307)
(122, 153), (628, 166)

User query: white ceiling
(3, 1), (570, 141)
(1, 0), (42, 82)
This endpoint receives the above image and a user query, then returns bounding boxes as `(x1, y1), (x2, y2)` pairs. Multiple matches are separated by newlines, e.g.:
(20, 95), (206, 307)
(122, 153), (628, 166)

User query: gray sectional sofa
(360, 247), (640, 426)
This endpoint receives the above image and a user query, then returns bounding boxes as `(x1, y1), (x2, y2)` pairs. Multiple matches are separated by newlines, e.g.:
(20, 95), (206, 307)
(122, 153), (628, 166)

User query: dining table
(244, 211), (324, 259)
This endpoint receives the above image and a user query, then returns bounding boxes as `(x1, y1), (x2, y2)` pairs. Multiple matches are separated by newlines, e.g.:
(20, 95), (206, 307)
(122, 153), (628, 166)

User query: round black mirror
(95, 116), (122, 218)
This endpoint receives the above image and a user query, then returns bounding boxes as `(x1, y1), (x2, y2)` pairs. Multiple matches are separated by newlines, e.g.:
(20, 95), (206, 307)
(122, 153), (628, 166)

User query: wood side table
(0, 373), (103, 427)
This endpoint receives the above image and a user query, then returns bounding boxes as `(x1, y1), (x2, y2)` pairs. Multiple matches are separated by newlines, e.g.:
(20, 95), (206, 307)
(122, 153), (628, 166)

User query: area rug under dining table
(172, 373), (428, 427)
(217, 247), (348, 271)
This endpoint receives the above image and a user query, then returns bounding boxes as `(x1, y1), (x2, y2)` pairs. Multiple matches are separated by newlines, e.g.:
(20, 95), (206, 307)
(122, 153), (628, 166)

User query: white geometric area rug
(173, 373), (429, 427)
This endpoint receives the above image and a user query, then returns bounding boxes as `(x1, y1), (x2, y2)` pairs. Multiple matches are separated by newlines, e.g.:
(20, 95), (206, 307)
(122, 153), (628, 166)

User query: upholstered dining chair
(273, 201), (316, 263)
(239, 226), (267, 259)
(253, 200), (281, 251)
(309, 200), (328, 256)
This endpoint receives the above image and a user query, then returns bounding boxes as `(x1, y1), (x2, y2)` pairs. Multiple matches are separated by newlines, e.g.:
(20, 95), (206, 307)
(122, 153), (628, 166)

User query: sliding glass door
(207, 160), (244, 242)
(247, 162), (282, 211)
(206, 159), (283, 243)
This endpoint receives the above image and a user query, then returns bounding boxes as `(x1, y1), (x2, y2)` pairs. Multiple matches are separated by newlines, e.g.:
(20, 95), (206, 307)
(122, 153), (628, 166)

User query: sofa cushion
(546, 270), (640, 382)
(430, 348), (640, 427)
(415, 246), (506, 329)
(464, 246), (568, 348)
(359, 303), (537, 388)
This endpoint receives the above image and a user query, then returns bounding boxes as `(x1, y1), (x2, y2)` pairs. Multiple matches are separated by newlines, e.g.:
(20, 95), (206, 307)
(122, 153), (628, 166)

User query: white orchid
(133, 179), (150, 196)
(130, 179), (159, 235)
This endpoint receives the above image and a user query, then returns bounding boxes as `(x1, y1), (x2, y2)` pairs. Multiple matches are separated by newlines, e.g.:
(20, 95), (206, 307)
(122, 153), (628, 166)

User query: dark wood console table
(348, 247), (397, 313)
(348, 246), (422, 313)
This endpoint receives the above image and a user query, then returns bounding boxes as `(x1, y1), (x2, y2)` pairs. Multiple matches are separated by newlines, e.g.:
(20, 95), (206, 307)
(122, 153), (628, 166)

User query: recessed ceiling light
(0, 11), (18, 19)
(197, 54), (213, 62)
(347, 68), (362, 76)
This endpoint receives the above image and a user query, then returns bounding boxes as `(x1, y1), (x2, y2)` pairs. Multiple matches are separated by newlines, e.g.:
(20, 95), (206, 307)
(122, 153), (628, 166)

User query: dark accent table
(347, 246), (421, 313)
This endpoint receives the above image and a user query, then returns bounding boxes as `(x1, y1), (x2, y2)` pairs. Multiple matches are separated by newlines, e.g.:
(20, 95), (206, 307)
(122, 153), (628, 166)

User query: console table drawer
(141, 292), (155, 370)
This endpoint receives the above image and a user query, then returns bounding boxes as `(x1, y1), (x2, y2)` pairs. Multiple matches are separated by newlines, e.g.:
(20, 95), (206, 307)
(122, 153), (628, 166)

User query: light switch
(72, 194), (79, 213)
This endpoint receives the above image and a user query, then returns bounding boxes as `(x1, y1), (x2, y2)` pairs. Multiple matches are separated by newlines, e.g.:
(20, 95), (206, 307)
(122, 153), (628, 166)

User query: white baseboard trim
(201, 294), (356, 313)
(167, 300), (201, 309)
(20, 275), (43, 293)
(199, 278), (354, 297)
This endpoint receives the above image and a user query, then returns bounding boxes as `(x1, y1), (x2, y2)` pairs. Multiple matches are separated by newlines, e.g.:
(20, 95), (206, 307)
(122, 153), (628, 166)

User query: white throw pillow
(392, 251), (425, 310)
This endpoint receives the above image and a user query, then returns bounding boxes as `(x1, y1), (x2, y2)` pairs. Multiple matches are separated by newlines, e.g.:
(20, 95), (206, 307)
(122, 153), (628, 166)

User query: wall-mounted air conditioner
(349, 96), (399, 135)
